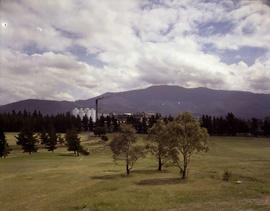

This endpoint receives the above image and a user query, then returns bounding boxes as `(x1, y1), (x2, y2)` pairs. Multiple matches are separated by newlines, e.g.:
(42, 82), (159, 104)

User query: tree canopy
(110, 124), (144, 175)
(147, 118), (170, 171)
(167, 112), (209, 179)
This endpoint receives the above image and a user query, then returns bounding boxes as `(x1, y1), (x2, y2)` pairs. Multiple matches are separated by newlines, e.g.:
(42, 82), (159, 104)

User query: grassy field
(1, 133), (270, 211)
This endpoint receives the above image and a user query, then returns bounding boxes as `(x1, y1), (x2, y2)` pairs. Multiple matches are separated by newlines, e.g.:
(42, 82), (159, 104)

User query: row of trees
(201, 113), (270, 136)
(0, 110), (163, 134)
(2, 110), (270, 137)
(15, 125), (87, 156)
(0, 110), (81, 132)
(2, 112), (207, 179)
(110, 112), (209, 179)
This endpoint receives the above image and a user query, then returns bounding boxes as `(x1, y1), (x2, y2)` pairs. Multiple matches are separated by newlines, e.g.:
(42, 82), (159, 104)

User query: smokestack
(96, 99), (98, 121)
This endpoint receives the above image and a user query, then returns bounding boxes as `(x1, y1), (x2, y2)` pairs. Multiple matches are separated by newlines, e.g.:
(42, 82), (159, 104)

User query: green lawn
(1, 133), (270, 211)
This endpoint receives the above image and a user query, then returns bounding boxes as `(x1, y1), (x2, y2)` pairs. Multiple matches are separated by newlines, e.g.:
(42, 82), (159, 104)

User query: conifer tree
(82, 115), (89, 131)
(88, 117), (94, 132)
(57, 135), (65, 145)
(46, 125), (58, 152)
(0, 128), (11, 158)
(39, 128), (49, 145)
(16, 126), (38, 154)
(65, 128), (81, 156)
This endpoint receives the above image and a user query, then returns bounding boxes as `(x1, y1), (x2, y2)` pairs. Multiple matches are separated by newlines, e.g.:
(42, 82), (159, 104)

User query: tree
(39, 128), (49, 145)
(57, 135), (65, 145)
(167, 112), (209, 179)
(226, 113), (237, 136)
(82, 115), (89, 131)
(88, 117), (94, 132)
(250, 118), (259, 136)
(263, 118), (270, 136)
(147, 119), (170, 171)
(93, 126), (106, 136)
(0, 128), (11, 158)
(16, 126), (38, 154)
(46, 125), (58, 152)
(110, 124), (144, 175)
(65, 128), (82, 156)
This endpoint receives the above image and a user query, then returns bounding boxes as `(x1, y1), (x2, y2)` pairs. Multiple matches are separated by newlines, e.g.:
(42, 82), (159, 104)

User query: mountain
(0, 99), (77, 115)
(1, 85), (270, 118)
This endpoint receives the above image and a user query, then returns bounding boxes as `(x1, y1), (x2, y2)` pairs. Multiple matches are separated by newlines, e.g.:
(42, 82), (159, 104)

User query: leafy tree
(167, 112), (209, 179)
(65, 128), (82, 156)
(16, 126), (38, 154)
(0, 128), (11, 158)
(46, 125), (58, 152)
(147, 119), (170, 171)
(110, 124), (144, 175)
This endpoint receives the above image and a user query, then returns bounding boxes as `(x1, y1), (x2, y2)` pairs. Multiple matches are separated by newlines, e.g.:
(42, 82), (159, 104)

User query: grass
(1, 133), (270, 210)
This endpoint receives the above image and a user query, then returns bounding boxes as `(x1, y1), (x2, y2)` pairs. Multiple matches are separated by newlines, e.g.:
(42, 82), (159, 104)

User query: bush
(223, 169), (232, 181)
(93, 126), (106, 136)
(79, 146), (90, 156)
(101, 135), (108, 142)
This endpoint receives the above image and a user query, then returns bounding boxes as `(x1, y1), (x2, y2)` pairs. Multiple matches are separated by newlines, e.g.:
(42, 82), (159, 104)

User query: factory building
(72, 108), (96, 122)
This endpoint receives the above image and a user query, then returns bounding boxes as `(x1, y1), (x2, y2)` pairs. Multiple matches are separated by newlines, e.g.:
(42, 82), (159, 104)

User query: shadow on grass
(137, 177), (182, 185)
(58, 153), (76, 157)
(132, 169), (169, 174)
(91, 174), (122, 180)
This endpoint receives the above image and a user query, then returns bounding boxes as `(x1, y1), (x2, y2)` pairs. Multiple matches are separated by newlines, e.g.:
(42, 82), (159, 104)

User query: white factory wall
(72, 108), (96, 122)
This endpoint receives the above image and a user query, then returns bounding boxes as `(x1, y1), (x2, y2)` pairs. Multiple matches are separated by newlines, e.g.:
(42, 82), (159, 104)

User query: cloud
(0, 0), (270, 105)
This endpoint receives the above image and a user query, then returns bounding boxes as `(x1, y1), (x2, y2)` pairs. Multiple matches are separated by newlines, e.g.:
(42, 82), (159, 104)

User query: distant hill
(1, 85), (270, 118)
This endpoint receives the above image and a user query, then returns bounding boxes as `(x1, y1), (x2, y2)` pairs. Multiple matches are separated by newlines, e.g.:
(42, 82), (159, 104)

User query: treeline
(0, 110), (81, 132)
(0, 110), (168, 134)
(201, 112), (270, 136)
(1, 110), (270, 137)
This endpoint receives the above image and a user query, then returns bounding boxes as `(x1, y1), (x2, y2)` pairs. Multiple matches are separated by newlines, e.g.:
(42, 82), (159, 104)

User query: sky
(1, 0), (270, 105)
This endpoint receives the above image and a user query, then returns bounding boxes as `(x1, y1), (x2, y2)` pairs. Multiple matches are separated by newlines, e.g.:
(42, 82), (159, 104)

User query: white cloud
(0, 0), (270, 104)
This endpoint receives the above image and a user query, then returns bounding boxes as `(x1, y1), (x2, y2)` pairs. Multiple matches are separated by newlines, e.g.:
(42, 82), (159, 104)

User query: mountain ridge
(1, 85), (270, 118)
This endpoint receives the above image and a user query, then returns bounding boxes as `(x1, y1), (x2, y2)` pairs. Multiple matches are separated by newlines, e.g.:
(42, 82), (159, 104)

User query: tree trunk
(126, 163), (130, 175)
(126, 150), (130, 175)
(158, 155), (162, 171)
(182, 155), (188, 179)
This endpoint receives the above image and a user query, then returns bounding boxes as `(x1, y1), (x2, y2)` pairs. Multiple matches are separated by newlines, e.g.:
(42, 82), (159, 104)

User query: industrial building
(72, 108), (96, 122)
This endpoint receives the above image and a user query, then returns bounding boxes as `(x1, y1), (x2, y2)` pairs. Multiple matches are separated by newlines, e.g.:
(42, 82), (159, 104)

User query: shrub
(223, 169), (232, 181)
(93, 126), (106, 136)
(79, 146), (90, 155)
(101, 135), (108, 142)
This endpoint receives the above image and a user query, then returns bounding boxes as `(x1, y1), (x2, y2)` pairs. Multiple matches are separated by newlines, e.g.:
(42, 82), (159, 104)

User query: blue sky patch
(197, 21), (235, 37)
(203, 44), (267, 66)
(68, 45), (105, 68)
(23, 42), (47, 55)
